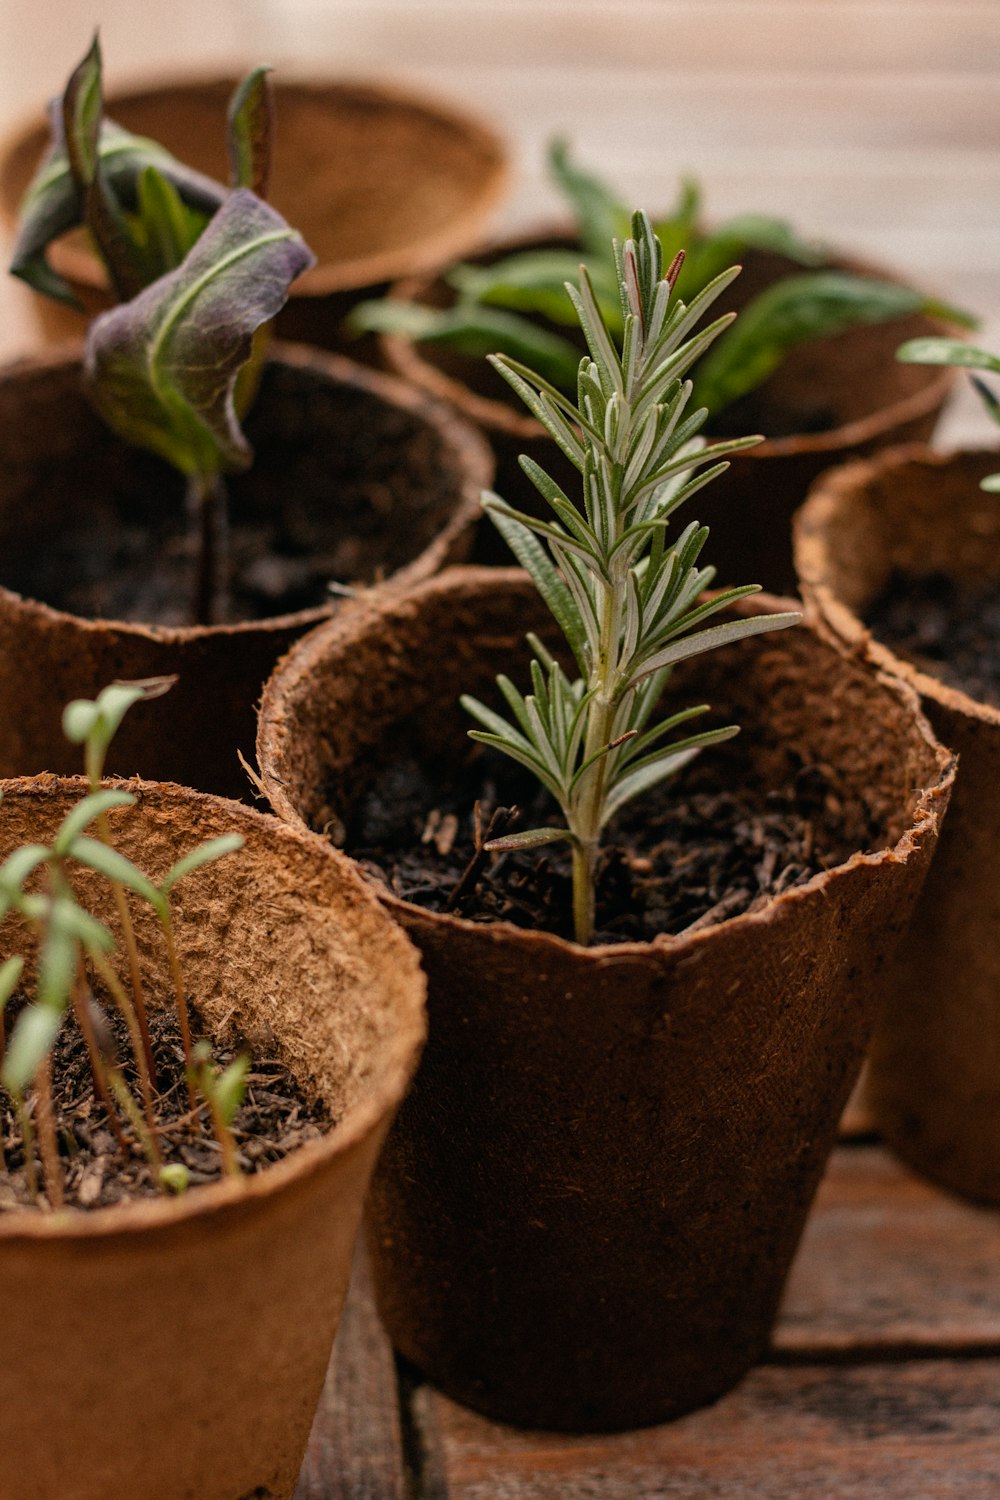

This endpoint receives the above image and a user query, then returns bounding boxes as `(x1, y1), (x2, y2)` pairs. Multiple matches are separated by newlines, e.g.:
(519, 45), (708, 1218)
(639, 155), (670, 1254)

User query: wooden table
(295, 1142), (1000, 1499)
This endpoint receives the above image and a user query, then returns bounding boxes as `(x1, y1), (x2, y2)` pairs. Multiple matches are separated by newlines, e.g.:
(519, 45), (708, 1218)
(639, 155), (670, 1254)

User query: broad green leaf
(548, 138), (629, 259)
(132, 165), (206, 278)
(160, 833), (245, 894)
(53, 789), (134, 854)
(227, 67), (273, 195)
(693, 271), (937, 416)
(350, 297), (583, 392)
(1, 1004), (64, 1094)
(84, 189), (315, 477)
(677, 213), (823, 299)
(897, 337), (1000, 375)
(449, 250), (593, 326)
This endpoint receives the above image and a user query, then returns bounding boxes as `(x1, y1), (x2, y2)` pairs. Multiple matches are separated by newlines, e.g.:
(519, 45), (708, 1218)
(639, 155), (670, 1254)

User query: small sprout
(462, 212), (800, 943)
(189, 1040), (249, 1179)
(159, 1162), (191, 1196)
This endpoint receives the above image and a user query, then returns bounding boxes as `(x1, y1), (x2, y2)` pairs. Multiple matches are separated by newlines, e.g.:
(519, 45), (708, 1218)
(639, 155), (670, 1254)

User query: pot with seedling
(795, 335), (1000, 1205)
(0, 678), (426, 1500)
(0, 55), (508, 352)
(355, 142), (964, 593)
(0, 39), (490, 798)
(259, 213), (953, 1429)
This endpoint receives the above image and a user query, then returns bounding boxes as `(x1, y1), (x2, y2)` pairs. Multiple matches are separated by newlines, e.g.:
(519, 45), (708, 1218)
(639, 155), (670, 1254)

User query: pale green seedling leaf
(1, 1003), (64, 1094)
(160, 833), (244, 894)
(0, 956), (24, 1012)
(68, 836), (167, 918)
(214, 1053), (250, 1126)
(53, 789), (135, 854)
(84, 188), (315, 477)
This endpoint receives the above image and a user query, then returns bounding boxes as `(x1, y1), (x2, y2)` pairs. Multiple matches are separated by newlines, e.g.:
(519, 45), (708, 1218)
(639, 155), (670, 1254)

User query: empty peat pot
(0, 341), (489, 798)
(257, 566), (952, 1431)
(0, 776), (426, 1500)
(380, 231), (955, 593)
(0, 73), (508, 350)
(795, 444), (1000, 1203)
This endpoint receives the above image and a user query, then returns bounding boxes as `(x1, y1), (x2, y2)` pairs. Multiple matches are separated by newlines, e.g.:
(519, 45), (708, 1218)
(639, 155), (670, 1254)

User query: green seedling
(354, 140), (970, 418)
(462, 214), (799, 944)
(897, 336), (1000, 491)
(188, 1040), (250, 1179)
(0, 677), (245, 1208)
(10, 36), (315, 625)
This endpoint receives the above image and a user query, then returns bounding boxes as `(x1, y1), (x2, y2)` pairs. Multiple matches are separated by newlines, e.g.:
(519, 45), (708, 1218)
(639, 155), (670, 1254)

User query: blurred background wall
(0, 0), (997, 442)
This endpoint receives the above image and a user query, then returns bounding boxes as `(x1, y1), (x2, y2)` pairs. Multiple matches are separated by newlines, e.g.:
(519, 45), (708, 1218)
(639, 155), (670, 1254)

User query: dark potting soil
(865, 570), (1000, 709)
(346, 743), (874, 946)
(0, 1002), (330, 1213)
(0, 363), (460, 628)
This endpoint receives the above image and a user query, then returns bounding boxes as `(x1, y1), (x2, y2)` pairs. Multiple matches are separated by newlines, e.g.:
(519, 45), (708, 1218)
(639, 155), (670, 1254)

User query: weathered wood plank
(776, 1147), (1000, 1356)
(294, 1242), (408, 1500)
(415, 1361), (1000, 1498)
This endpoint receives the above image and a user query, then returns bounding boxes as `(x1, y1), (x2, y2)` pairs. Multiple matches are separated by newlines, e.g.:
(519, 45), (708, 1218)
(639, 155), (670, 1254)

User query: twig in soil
(447, 803), (520, 914)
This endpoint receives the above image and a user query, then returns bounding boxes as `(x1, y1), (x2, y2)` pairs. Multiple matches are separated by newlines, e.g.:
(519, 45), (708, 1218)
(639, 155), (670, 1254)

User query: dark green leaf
(693, 271), (934, 416)
(548, 138), (629, 258)
(84, 189), (314, 476)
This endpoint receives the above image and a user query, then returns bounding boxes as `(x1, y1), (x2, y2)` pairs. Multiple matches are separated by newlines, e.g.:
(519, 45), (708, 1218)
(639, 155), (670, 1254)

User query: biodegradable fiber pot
(0, 74), (509, 351)
(0, 775), (426, 1500)
(257, 567), (952, 1431)
(795, 444), (1000, 1203)
(0, 340), (490, 799)
(380, 231), (955, 594)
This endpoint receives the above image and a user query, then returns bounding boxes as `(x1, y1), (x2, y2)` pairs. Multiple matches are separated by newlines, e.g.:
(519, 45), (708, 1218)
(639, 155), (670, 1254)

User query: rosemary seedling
(462, 213), (799, 944)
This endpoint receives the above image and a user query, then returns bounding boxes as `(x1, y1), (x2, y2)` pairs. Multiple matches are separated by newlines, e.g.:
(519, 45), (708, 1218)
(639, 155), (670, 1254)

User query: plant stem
(161, 913), (196, 1109)
(34, 1057), (64, 1209)
(571, 576), (622, 944)
(94, 810), (158, 1088)
(70, 965), (130, 1157)
(187, 471), (229, 627)
(15, 1092), (37, 1199)
(89, 951), (160, 1153)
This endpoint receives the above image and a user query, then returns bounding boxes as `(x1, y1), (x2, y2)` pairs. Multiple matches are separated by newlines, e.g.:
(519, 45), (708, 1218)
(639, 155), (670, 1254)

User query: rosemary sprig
(462, 212), (799, 944)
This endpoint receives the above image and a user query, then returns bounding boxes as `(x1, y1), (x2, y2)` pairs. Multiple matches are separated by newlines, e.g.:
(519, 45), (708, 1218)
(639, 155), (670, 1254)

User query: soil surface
(346, 741), (875, 945)
(0, 363), (461, 628)
(866, 571), (1000, 709)
(0, 1002), (330, 1213)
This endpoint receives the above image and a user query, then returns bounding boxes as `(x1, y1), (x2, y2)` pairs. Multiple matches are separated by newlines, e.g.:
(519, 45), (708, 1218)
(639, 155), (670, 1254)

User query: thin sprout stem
(34, 1056), (64, 1209)
(70, 963), (129, 1157)
(15, 1092), (37, 1199)
(89, 951), (160, 1153)
(161, 912), (196, 1109)
(94, 810), (158, 1088)
(108, 1067), (164, 1179)
(187, 471), (229, 627)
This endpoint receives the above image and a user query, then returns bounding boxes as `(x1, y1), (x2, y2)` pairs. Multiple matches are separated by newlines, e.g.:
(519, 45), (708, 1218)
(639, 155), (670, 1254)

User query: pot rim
(257, 563), (954, 965)
(795, 441), (1000, 728)
(0, 71), (510, 299)
(0, 774), (427, 1243)
(0, 337), (491, 645)
(379, 220), (957, 457)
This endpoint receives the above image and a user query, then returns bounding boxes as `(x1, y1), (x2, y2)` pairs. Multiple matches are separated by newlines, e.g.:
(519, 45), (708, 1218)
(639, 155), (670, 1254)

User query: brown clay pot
(256, 566), (952, 1431)
(0, 74), (508, 353)
(0, 340), (490, 798)
(0, 775), (426, 1500)
(794, 444), (1000, 1203)
(379, 228), (955, 593)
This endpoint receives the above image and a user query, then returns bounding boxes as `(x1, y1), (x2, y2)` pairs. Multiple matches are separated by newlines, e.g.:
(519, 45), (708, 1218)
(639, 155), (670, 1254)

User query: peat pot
(257, 567), (952, 1431)
(0, 340), (490, 798)
(795, 444), (1000, 1203)
(0, 74), (508, 352)
(0, 776), (426, 1500)
(380, 230), (955, 593)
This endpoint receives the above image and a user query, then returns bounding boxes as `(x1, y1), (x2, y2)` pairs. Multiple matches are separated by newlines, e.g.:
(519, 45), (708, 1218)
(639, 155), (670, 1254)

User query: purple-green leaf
(10, 105), (227, 306)
(83, 189), (315, 476)
(227, 67), (273, 196)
